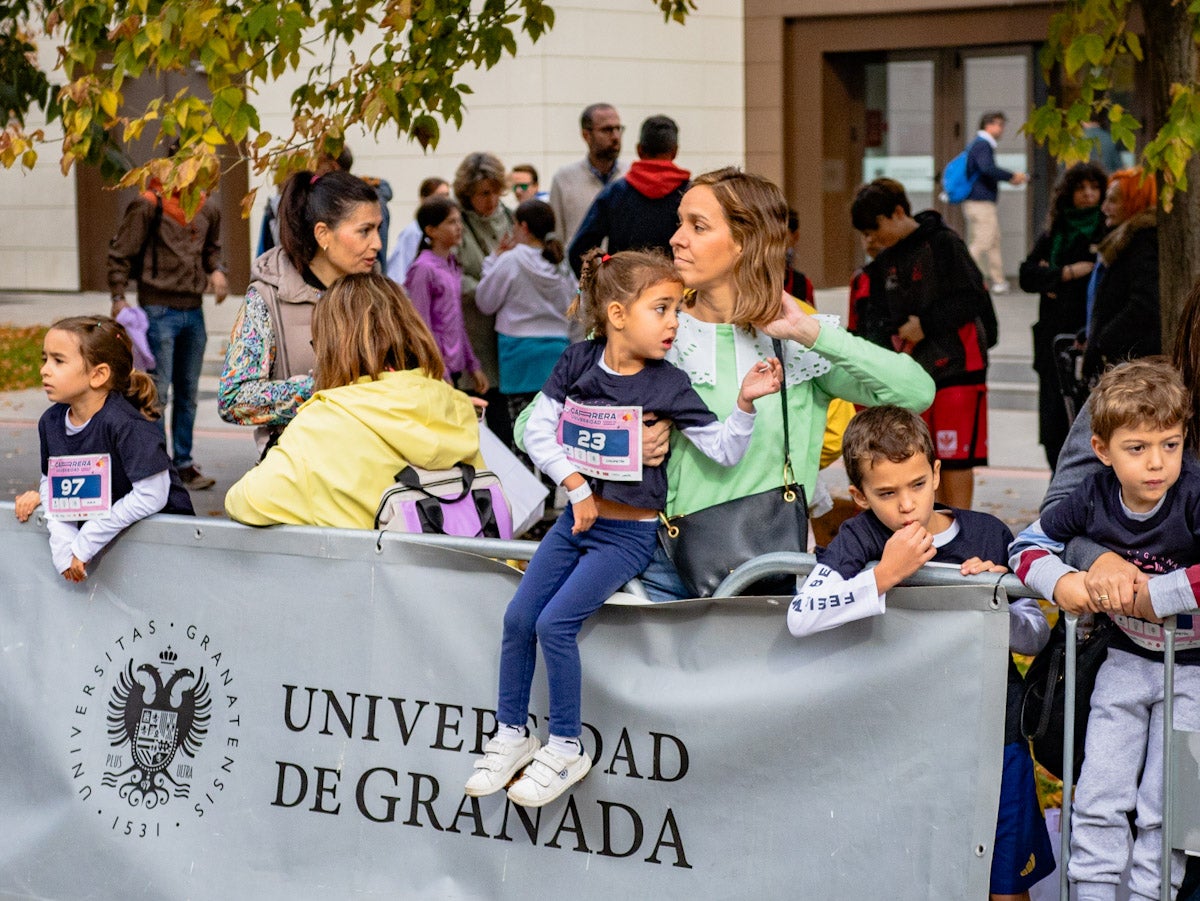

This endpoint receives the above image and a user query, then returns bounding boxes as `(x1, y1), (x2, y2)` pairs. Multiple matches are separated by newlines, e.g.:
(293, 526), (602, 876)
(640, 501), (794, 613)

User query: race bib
(556, 400), (643, 481)
(47, 454), (112, 521)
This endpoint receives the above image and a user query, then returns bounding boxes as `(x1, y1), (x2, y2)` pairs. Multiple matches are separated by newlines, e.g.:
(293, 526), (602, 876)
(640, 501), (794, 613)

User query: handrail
(375, 530), (1040, 602)
(712, 551), (1040, 599)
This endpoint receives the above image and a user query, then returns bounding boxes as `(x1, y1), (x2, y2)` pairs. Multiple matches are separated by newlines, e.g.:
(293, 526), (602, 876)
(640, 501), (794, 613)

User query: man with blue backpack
(946, 111), (1027, 295)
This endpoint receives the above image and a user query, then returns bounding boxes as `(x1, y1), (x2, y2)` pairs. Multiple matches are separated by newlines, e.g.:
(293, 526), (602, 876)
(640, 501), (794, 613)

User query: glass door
(962, 50), (1031, 281)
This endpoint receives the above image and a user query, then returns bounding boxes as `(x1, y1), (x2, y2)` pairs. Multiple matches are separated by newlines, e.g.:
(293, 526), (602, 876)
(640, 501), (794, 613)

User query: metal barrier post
(1162, 615), (1177, 901)
(1060, 612), (1078, 901)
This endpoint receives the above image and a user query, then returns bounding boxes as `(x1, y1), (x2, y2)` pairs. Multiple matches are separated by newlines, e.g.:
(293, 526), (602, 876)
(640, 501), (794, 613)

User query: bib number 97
(59, 477), (87, 497)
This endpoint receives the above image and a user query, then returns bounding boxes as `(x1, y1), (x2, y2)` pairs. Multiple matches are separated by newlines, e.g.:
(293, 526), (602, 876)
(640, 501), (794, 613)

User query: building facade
(2, 1), (1144, 292)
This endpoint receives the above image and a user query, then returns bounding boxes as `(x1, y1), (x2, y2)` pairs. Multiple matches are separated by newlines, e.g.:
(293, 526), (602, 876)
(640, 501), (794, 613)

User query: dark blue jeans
(144, 305), (206, 468)
(496, 507), (658, 738)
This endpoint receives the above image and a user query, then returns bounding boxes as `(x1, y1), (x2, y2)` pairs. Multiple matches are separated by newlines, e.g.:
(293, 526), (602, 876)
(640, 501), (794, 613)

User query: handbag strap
(771, 338), (798, 497)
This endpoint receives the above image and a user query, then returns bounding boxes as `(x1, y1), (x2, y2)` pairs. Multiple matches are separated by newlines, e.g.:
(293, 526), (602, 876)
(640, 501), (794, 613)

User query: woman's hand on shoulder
(761, 291), (820, 347)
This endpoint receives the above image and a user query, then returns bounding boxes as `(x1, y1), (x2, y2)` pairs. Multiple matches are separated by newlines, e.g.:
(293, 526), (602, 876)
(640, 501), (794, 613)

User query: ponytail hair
(570, 248), (681, 338)
(277, 169), (379, 273)
(515, 199), (563, 265)
(49, 316), (160, 420)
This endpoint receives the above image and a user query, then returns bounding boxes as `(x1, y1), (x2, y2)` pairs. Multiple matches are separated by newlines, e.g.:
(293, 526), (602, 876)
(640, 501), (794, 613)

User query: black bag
(657, 339), (808, 598)
(1020, 613), (1115, 781)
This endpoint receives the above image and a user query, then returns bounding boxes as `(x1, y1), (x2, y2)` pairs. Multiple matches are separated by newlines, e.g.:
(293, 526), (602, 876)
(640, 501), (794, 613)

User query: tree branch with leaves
(1, 0), (696, 217)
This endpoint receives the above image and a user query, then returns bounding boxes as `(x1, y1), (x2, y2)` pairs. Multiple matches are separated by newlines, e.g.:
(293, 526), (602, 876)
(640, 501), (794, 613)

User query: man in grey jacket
(548, 103), (624, 249)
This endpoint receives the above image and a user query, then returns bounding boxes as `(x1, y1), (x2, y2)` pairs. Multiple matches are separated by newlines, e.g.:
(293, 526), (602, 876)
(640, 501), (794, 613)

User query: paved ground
(0, 285), (1051, 530)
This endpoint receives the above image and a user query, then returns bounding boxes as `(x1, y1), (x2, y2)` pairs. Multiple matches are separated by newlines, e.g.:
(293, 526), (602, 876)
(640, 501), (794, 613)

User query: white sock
(547, 734), (581, 758)
(495, 722), (528, 744)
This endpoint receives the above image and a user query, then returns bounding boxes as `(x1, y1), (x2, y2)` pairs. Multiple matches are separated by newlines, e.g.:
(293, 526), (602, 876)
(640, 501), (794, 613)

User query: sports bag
(1020, 612), (1114, 782)
(940, 144), (979, 204)
(375, 463), (513, 539)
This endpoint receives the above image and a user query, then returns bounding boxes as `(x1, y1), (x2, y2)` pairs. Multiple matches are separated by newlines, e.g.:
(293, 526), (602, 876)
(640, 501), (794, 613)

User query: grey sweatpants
(1069, 647), (1200, 901)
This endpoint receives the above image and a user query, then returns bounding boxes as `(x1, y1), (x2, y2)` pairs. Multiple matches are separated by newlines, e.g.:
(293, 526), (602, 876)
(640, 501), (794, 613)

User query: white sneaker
(991, 281), (1011, 295)
(464, 734), (540, 797)
(506, 745), (591, 808)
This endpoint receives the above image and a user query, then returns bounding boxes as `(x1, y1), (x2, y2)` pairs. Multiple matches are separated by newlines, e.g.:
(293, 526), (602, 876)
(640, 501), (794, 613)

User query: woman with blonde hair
(224, 273), (482, 528)
(638, 166), (937, 598)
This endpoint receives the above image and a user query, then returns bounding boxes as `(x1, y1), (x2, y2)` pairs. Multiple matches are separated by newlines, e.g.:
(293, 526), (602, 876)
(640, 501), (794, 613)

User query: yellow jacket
(225, 370), (483, 529)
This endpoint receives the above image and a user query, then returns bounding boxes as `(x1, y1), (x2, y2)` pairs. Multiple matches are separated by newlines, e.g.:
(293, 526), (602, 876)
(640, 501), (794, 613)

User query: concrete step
(989, 354), (1035, 386)
(988, 380), (1038, 412)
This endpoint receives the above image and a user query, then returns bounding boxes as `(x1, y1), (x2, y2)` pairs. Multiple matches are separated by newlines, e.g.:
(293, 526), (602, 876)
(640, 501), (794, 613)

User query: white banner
(0, 505), (1008, 899)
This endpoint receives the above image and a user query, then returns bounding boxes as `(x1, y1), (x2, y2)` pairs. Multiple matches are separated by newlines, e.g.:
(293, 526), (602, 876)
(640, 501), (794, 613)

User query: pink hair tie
(310, 173), (322, 185)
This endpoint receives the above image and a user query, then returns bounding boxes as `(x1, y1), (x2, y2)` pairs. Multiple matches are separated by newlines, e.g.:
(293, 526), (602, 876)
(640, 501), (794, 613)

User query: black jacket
(1019, 215), (1106, 375)
(854, 210), (994, 386)
(1083, 209), (1159, 382)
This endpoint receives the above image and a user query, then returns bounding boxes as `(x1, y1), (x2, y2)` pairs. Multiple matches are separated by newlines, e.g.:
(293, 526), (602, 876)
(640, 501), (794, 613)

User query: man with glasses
(548, 103), (624, 250)
(567, 115), (690, 276)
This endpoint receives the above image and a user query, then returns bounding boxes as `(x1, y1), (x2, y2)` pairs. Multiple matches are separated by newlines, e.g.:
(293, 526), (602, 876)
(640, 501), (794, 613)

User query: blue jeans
(639, 543), (691, 602)
(496, 508), (658, 738)
(144, 305), (206, 468)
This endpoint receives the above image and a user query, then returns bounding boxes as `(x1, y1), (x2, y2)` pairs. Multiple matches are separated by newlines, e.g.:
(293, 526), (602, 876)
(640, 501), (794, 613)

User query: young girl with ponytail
(475, 199), (577, 425)
(22, 316), (193, 582)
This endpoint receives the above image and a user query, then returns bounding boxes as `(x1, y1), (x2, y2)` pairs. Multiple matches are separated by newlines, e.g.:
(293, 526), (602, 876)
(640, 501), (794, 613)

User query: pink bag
(374, 464), (512, 539)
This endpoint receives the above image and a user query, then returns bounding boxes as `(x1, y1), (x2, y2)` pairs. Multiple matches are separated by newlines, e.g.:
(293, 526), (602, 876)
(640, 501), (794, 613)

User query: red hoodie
(624, 159), (691, 199)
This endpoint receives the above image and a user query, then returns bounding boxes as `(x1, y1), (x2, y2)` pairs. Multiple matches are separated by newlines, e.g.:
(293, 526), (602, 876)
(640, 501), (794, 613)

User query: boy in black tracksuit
(849, 177), (996, 510)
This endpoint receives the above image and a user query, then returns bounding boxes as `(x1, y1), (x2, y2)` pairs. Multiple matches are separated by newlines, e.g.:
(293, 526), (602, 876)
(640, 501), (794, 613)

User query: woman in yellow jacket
(224, 273), (483, 529)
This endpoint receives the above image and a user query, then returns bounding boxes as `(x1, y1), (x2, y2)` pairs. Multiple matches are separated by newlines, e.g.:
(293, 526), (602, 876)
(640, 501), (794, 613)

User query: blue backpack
(941, 141), (979, 204)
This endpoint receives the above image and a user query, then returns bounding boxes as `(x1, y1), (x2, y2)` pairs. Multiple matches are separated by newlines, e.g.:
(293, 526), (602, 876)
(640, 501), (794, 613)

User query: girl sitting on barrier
(463, 249), (783, 808)
(18, 316), (193, 581)
(223, 272), (483, 528)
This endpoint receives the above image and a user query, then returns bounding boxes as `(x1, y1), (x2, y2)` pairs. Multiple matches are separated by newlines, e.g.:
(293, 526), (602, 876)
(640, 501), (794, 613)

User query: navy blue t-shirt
(818, 505), (1013, 577)
(819, 505), (1024, 740)
(1039, 464), (1200, 664)
(39, 392), (194, 517)
(542, 339), (719, 509)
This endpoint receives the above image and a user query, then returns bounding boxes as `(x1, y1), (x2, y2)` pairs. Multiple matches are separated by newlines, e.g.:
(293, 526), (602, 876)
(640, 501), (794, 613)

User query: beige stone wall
(252, 0), (745, 261)
(0, 1), (744, 292)
(0, 41), (79, 291)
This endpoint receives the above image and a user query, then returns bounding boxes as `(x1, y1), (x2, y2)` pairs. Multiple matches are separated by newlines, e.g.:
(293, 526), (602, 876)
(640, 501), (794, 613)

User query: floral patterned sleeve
(216, 286), (314, 426)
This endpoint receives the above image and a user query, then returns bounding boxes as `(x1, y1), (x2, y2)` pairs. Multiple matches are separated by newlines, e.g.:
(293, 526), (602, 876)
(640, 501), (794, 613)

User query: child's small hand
(14, 490), (40, 522)
(874, 522), (935, 594)
(63, 556), (88, 583)
(1052, 571), (1091, 614)
(960, 557), (1007, 576)
(1130, 584), (1163, 623)
(470, 368), (490, 396)
(736, 358), (783, 411)
(571, 495), (598, 534)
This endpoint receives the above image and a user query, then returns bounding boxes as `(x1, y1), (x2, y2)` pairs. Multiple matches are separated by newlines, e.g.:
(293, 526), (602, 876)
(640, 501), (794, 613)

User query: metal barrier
(1, 505), (1013, 900)
(1056, 612), (1200, 901)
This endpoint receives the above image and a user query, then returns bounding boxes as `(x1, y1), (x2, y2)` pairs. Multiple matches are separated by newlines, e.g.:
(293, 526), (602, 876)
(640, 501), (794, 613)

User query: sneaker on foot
(177, 465), (216, 491)
(506, 745), (591, 808)
(464, 734), (540, 797)
(990, 281), (1011, 295)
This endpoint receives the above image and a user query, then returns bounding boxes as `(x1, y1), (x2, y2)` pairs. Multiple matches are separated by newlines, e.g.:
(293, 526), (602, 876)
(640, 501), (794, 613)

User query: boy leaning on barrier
(1009, 358), (1200, 901)
(790, 405), (1054, 901)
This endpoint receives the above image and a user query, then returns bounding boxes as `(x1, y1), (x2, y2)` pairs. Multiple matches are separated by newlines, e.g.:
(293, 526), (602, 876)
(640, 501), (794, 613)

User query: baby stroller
(1053, 333), (1090, 425)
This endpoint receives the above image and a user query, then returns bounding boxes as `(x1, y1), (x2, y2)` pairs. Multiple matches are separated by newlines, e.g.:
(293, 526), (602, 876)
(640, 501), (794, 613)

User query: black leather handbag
(657, 339), (808, 598)
(1020, 612), (1114, 782)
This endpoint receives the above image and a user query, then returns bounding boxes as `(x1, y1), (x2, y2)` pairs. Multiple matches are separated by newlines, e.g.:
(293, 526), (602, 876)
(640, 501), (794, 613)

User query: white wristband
(566, 482), (593, 504)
